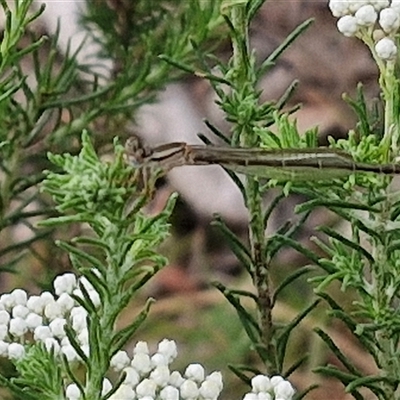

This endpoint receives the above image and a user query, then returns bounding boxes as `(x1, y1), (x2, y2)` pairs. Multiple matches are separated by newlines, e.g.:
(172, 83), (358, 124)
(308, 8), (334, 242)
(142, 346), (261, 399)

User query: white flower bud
(375, 37), (398, 59)
(131, 353), (152, 374)
(379, 7), (400, 32)
(199, 379), (222, 399)
(49, 318), (67, 338)
(328, 0), (350, 17)
(185, 364), (205, 382)
(12, 305), (29, 319)
(123, 366), (140, 386)
(180, 379), (199, 399)
(157, 339), (177, 362)
(274, 380), (295, 398)
(9, 317), (28, 337)
(355, 4), (378, 26)
(169, 371), (185, 387)
(34, 325), (53, 342)
(26, 296), (45, 314)
(11, 289), (27, 306)
(392, 0), (400, 12)
(136, 378), (157, 398)
(337, 15), (359, 36)
(133, 341), (149, 354)
(54, 273), (77, 295)
(252, 375), (273, 392)
(8, 343), (25, 360)
(373, 0), (390, 11)
(108, 384), (136, 400)
(150, 365), (170, 386)
(349, 1), (368, 13)
(56, 293), (75, 313)
(25, 313), (43, 330)
(110, 350), (130, 371)
(159, 385), (179, 400)
(44, 301), (63, 320)
(65, 383), (81, 400)
(0, 310), (10, 325)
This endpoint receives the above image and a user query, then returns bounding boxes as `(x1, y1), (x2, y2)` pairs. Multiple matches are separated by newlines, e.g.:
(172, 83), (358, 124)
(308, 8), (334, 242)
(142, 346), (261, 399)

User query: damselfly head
(124, 135), (153, 167)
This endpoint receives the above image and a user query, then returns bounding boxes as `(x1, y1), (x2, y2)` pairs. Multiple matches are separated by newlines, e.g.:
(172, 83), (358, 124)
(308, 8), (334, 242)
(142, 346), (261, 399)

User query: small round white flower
(12, 305), (29, 319)
(150, 365), (170, 386)
(123, 366), (140, 386)
(40, 291), (55, 305)
(44, 300), (63, 320)
(9, 317), (28, 337)
(180, 379), (199, 399)
(160, 385), (179, 400)
(0, 341), (9, 356)
(348, 1), (368, 14)
(206, 372), (223, 392)
(274, 380), (295, 399)
(34, 325), (53, 342)
(328, 0), (350, 17)
(392, 0), (400, 12)
(71, 307), (88, 332)
(157, 339), (177, 363)
(8, 343), (25, 360)
(108, 384), (136, 400)
(133, 341), (149, 355)
(355, 4), (377, 26)
(379, 7), (400, 32)
(337, 15), (359, 36)
(131, 353), (152, 374)
(54, 273), (77, 295)
(57, 293), (75, 312)
(0, 310), (10, 325)
(136, 378), (157, 398)
(373, 0), (390, 11)
(375, 36), (398, 59)
(65, 383), (81, 400)
(199, 379), (222, 399)
(151, 353), (168, 367)
(11, 289), (27, 306)
(184, 364), (205, 382)
(252, 375), (273, 393)
(26, 296), (45, 314)
(49, 318), (67, 338)
(169, 371), (185, 387)
(0, 294), (14, 310)
(111, 350), (131, 371)
(25, 313), (43, 330)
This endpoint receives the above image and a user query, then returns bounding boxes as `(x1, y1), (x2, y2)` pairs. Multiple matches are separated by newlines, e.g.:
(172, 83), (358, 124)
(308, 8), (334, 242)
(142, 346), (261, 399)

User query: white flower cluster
(0, 273), (99, 363)
(242, 375), (295, 400)
(329, 0), (400, 60)
(66, 340), (223, 400)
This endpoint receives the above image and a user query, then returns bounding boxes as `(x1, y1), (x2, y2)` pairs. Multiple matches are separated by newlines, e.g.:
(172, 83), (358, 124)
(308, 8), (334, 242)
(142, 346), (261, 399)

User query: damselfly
(124, 135), (400, 181)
